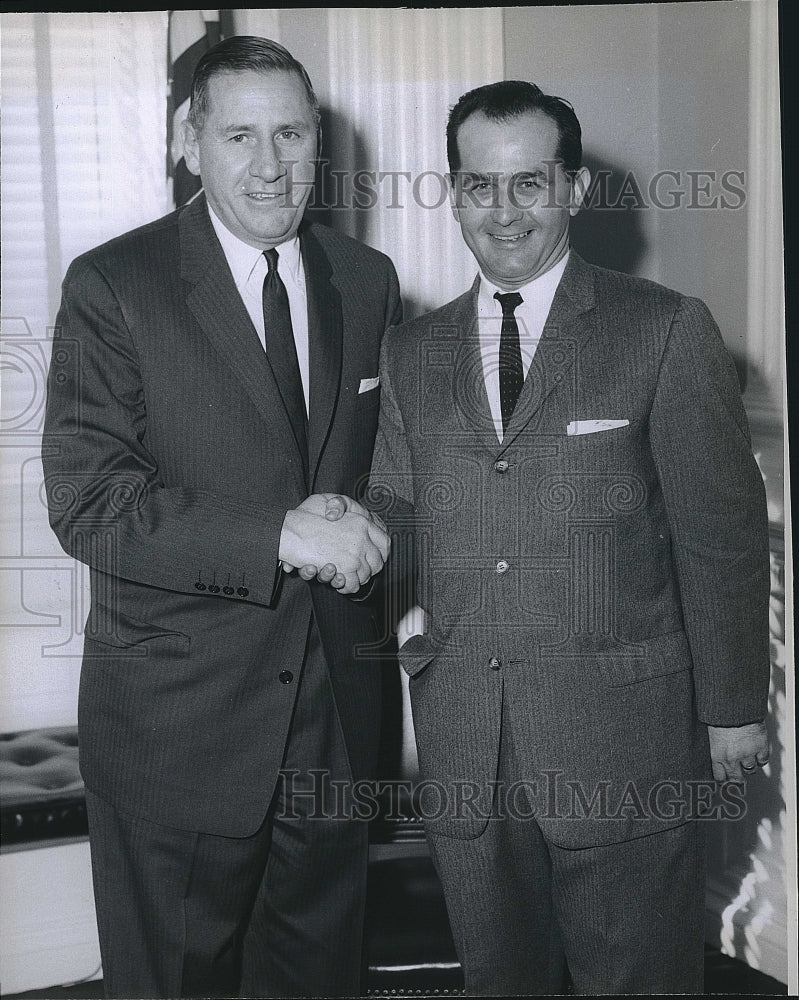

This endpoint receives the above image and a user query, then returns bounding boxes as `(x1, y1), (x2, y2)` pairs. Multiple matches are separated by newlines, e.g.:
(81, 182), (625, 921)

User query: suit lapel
(179, 196), (308, 493)
(449, 256), (598, 457)
(301, 225), (343, 487)
(449, 279), (507, 455)
(499, 252), (597, 453)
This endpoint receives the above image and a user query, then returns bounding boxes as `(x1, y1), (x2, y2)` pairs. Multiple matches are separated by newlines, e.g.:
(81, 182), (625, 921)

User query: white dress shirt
(477, 251), (569, 442)
(208, 205), (310, 413)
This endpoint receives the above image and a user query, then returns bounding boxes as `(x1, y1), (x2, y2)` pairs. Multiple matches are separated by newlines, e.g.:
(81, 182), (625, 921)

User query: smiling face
(449, 110), (590, 290)
(181, 69), (318, 249)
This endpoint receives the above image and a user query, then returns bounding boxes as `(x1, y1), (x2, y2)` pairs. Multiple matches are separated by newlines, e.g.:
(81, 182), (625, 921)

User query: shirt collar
(207, 202), (303, 289)
(478, 250), (570, 315)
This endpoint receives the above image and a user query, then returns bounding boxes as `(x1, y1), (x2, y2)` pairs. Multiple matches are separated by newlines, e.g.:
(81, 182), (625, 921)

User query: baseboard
(0, 841), (101, 995)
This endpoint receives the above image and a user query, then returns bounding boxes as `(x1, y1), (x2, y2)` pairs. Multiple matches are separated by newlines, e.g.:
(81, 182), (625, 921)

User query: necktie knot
(494, 290), (523, 316)
(264, 247), (279, 274)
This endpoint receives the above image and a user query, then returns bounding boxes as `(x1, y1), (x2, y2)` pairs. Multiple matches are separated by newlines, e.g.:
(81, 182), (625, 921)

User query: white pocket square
(567, 419), (629, 436)
(358, 377), (380, 393)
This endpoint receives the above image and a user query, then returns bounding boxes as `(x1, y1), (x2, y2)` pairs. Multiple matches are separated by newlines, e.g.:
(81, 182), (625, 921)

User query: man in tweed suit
(43, 36), (399, 998)
(369, 80), (770, 994)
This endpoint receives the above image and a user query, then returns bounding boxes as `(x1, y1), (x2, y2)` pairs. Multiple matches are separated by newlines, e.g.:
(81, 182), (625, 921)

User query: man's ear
(569, 166), (591, 216)
(447, 172), (460, 222)
(180, 118), (202, 177)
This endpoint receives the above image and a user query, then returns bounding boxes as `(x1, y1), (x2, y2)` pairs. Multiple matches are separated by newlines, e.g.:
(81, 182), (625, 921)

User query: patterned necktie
(262, 248), (307, 459)
(494, 290), (524, 434)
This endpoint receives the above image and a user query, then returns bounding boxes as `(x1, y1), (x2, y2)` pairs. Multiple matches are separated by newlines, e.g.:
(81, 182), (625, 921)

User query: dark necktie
(495, 290), (524, 434)
(262, 247), (307, 459)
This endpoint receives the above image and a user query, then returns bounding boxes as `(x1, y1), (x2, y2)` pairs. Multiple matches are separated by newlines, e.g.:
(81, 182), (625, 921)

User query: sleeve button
(194, 582), (206, 591)
(237, 587), (249, 597)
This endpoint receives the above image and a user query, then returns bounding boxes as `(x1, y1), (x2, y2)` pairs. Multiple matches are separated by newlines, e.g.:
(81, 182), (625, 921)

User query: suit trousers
(426, 677), (706, 996)
(85, 617), (368, 999)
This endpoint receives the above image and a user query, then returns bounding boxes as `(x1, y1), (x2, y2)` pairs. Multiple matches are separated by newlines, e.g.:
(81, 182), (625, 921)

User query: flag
(167, 10), (235, 207)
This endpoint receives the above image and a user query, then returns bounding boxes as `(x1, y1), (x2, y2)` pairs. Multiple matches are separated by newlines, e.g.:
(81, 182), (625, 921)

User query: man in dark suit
(369, 81), (770, 994)
(42, 35), (400, 999)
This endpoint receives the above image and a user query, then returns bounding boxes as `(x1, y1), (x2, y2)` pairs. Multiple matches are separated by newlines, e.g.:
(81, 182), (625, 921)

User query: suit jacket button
(496, 559), (509, 574)
(223, 586), (234, 595)
(194, 582), (206, 591)
(279, 670), (294, 684)
(494, 459), (509, 473)
(208, 584), (220, 593)
(488, 656), (501, 671)
(237, 587), (249, 597)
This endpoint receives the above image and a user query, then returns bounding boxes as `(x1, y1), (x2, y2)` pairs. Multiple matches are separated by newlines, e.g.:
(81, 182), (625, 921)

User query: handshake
(278, 493), (390, 594)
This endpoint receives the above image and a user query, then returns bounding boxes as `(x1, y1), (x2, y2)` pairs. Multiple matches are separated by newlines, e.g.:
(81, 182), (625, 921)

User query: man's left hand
(707, 721), (770, 781)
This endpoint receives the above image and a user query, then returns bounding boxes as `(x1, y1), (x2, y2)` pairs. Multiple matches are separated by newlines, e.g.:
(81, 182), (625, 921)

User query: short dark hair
(186, 35), (320, 139)
(446, 80), (582, 175)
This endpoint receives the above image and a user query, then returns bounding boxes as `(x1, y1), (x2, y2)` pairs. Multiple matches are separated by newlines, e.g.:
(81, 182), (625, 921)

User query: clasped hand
(278, 493), (389, 594)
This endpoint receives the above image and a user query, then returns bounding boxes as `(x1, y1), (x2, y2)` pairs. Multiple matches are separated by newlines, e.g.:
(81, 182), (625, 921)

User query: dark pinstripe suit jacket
(43, 195), (401, 837)
(370, 251), (770, 848)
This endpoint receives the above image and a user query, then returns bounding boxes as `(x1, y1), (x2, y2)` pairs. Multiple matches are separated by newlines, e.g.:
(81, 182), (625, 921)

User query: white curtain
(326, 7), (503, 319)
(0, 12), (169, 730)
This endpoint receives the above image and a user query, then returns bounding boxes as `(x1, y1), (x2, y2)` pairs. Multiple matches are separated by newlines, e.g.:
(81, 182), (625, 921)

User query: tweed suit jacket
(370, 251), (770, 848)
(43, 195), (402, 837)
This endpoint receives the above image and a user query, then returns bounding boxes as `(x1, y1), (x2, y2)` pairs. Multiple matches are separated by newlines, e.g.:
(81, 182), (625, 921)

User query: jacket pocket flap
(86, 602), (190, 650)
(599, 630), (691, 687)
(397, 633), (441, 677)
